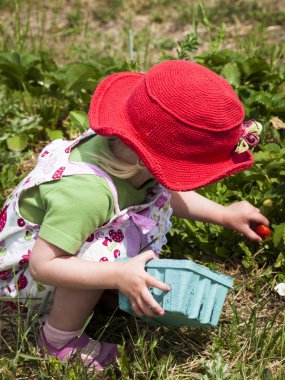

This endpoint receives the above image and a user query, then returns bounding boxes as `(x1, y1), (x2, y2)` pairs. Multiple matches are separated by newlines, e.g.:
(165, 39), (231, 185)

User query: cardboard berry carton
(118, 258), (234, 328)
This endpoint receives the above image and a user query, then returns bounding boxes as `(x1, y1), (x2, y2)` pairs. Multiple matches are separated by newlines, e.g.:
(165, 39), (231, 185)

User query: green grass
(0, 0), (285, 378)
(0, 278), (284, 379)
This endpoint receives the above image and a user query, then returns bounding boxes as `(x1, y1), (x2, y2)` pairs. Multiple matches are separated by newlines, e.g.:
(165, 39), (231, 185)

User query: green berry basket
(118, 259), (234, 328)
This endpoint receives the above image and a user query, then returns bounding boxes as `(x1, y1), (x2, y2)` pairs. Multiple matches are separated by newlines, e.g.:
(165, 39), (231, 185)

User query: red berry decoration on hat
(109, 229), (124, 243)
(0, 205), (8, 233)
(52, 166), (66, 180)
(254, 224), (271, 240)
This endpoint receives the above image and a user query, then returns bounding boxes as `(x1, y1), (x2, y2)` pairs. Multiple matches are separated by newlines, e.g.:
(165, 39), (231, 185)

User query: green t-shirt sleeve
(39, 175), (114, 254)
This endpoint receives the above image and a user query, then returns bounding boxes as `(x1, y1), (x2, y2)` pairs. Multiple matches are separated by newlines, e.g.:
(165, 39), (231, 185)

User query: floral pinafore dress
(0, 130), (172, 313)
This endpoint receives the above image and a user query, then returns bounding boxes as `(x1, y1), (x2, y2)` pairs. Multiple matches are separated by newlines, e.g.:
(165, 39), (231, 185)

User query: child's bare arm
(169, 190), (269, 241)
(170, 190), (226, 223)
(29, 237), (120, 289)
(29, 237), (170, 317)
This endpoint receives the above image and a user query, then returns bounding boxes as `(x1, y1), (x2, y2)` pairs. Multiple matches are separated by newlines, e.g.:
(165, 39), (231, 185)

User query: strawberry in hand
(254, 224), (271, 240)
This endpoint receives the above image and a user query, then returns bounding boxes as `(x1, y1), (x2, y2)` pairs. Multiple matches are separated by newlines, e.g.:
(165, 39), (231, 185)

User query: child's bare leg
(39, 288), (119, 369)
(47, 287), (103, 331)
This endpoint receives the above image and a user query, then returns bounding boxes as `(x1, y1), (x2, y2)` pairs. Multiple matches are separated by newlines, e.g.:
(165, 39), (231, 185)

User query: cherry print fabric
(0, 130), (172, 313)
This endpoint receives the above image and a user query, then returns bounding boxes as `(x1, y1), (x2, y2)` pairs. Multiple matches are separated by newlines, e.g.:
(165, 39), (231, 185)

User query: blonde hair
(91, 137), (148, 179)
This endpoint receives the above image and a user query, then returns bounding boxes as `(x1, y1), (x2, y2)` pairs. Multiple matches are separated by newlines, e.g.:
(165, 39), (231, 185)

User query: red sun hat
(88, 60), (254, 191)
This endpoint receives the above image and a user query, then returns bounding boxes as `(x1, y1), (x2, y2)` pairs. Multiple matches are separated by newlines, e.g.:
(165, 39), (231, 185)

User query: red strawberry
(109, 229), (124, 243)
(100, 257), (109, 262)
(52, 166), (66, 180)
(255, 224), (271, 239)
(17, 273), (28, 290)
(17, 218), (25, 227)
(0, 205), (8, 233)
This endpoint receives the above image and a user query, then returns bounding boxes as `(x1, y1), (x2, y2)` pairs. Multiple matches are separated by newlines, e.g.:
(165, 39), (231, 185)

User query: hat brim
(89, 72), (254, 191)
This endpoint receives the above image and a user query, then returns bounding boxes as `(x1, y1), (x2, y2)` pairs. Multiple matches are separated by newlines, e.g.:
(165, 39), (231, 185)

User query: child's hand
(222, 201), (269, 241)
(116, 251), (171, 318)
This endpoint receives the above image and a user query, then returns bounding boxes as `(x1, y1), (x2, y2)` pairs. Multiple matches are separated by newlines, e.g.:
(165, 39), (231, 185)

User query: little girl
(0, 60), (268, 370)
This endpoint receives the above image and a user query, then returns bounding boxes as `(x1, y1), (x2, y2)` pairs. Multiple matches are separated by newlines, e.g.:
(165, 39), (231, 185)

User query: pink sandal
(38, 329), (119, 371)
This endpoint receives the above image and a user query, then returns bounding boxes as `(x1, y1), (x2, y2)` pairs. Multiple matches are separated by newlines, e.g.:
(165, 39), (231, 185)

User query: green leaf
(248, 91), (272, 110)
(69, 110), (89, 130)
(0, 52), (40, 90)
(274, 252), (285, 268)
(78, 311), (94, 337)
(272, 223), (285, 248)
(0, 132), (11, 142)
(21, 53), (41, 69)
(263, 143), (281, 153)
(239, 242), (254, 269)
(220, 62), (241, 87)
(18, 353), (42, 361)
(45, 128), (64, 141)
(6, 135), (28, 152)
(65, 63), (97, 91)
(253, 151), (271, 162)
(10, 115), (42, 134)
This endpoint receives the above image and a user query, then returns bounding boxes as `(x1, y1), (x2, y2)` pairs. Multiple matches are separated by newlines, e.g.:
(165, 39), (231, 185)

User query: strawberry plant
(161, 32), (285, 279)
(0, 9), (284, 280)
(0, 52), (135, 204)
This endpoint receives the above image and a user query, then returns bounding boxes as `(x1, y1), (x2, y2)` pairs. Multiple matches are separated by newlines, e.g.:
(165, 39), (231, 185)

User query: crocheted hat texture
(88, 60), (253, 191)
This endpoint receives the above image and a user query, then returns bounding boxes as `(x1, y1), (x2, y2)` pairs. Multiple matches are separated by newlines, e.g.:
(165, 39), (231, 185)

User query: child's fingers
(244, 225), (262, 241)
(139, 288), (165, 317)
(137, 250), (156, 263)
(130, 300), (144, 318)
(136, 295), (163, 318)
(130, 294), (160, 318)
(146, 273), (171, 292)
(250, 212), (269, 226)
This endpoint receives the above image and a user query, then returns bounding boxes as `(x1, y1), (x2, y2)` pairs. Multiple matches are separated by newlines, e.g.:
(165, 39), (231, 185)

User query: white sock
(43, 321), (81, 349)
